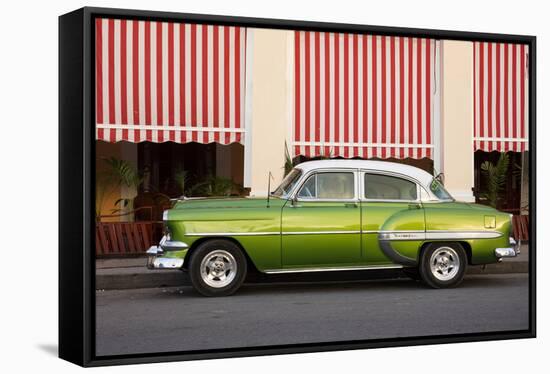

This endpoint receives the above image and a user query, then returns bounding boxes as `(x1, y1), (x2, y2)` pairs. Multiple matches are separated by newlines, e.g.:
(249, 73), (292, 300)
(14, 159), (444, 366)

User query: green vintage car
(147, 160), (519, 296)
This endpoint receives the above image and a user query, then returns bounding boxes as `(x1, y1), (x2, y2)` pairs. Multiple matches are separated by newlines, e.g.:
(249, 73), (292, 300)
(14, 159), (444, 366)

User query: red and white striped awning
(95, 18), (246, 144)
(293, 32), (436, 159)
(474, 42), (529, 152)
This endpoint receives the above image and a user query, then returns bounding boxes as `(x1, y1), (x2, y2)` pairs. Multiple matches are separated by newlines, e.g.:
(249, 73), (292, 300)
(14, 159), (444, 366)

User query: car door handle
(408, 203), (421, 210)
(344, 202), (358, 208)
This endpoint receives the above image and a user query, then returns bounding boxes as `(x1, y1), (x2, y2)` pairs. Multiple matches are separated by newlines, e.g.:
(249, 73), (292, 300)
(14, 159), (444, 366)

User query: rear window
(365, 173), (417, 201)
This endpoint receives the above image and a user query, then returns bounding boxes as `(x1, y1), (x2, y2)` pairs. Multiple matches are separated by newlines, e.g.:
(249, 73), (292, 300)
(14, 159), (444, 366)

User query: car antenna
(267, 171), (274, 208)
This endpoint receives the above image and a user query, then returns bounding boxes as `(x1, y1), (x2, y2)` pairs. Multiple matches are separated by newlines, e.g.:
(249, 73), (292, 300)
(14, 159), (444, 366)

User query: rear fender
(377, 207), (426, 266)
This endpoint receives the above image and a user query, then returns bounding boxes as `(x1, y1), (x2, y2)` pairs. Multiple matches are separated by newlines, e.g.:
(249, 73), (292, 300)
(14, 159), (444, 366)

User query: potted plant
(95, 157), (142, 221)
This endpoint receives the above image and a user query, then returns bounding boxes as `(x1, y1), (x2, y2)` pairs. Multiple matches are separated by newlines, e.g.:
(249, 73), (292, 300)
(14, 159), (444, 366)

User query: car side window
(364, 173), (417, 201)
(298, 172), (355, 200)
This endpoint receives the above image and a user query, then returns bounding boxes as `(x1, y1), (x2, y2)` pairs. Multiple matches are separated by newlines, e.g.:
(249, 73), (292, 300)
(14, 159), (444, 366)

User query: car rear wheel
(419, 242), (467, 288)
(189, 239), (247, 297)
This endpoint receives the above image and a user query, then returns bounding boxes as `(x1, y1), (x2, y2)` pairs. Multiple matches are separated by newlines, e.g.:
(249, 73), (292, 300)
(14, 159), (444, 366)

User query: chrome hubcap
(429, 246), (460, 281)
(200, 250), (237, 288)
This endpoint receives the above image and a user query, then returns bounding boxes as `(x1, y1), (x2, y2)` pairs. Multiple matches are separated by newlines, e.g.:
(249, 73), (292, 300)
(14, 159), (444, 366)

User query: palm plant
(480, 152), (509, 208)
(96, 157), (142, 220)
(284, 142), (293, 177)
(207, 176), (235, 196)
(174, 168), (189, 196)
(187, 175), (235, 197)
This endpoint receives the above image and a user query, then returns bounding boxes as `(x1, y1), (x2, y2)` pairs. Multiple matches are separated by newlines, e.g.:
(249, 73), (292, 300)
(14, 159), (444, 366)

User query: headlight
(163, 210), (169, 221)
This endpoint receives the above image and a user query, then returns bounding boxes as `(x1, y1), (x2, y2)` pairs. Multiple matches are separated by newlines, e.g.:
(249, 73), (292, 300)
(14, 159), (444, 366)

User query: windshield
(430, 178), (454, 201)
(272, 168), (302, 197)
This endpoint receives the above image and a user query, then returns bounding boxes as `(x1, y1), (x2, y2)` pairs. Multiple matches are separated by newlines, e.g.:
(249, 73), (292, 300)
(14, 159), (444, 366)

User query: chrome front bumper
(495, 237), (521, 261)
(146, 235), (188, 269)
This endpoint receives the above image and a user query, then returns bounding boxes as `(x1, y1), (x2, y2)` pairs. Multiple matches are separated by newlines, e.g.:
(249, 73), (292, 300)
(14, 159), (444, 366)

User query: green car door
(361, 172), (426, 265)
(281, 170), (362, 267)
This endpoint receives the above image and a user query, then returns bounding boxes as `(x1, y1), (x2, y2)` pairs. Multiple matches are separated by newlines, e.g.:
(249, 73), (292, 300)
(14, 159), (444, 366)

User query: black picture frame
(59, 6), (536, 367)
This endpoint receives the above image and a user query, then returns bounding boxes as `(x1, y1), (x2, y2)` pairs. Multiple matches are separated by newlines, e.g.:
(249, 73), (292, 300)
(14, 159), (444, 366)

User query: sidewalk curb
(95, 261), (528, 290)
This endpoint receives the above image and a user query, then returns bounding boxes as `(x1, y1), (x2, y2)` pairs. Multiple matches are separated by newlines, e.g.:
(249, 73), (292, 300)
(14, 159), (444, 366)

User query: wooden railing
(512, 215), (529, 241)
(97, 206), (154, 221)
(500, 209), (530, 241)
(96, 221), (157, 256)
(96, 206), (163, 257)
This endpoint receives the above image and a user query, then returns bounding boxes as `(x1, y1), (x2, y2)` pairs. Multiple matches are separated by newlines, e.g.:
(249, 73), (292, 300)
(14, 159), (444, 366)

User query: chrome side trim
(295, 198), (359, 203)
(183, 230), (503, 239)
(378, 231), (425, 241)
(185, 230), (362, 236)
(185, 232), (277, 236)
(263, 264), (403, 274)
(376, 230), (503, 241)
(282, 230), (361, 235)
(425, 231), (503, 240)
(361, 198), (420, 203)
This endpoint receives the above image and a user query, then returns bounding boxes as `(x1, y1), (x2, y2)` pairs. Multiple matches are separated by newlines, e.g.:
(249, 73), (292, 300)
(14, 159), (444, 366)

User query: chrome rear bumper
(495, 237), (521, 261)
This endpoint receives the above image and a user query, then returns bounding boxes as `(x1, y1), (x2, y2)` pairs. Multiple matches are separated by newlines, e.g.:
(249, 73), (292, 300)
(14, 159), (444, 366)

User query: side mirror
(291, 195), (298, 206)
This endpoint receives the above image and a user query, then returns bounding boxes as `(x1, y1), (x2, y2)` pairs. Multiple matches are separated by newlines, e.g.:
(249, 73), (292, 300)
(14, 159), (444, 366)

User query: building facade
(94, 19), (529, 217)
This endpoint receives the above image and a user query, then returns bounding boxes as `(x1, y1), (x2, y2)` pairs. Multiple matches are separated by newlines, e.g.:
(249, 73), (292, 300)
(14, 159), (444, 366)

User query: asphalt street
(95, 274), (529, 356)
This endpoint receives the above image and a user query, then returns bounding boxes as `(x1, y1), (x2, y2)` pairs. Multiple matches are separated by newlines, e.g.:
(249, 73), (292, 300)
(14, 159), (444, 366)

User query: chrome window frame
(359, 169), (430, 203)
(427, 178), (455, 202)
(291, 168), (360, 203)
(297, 173), (319, 199)
(288, 167), (446, 203)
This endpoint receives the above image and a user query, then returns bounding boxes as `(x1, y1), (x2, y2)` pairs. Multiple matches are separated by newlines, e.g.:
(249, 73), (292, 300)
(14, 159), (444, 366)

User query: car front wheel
(189, 239), (247, 297)
(419, 242), (467, 288)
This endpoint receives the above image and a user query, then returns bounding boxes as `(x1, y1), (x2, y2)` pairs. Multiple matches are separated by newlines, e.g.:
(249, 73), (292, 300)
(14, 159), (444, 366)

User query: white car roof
(295, 159), (435, 188)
